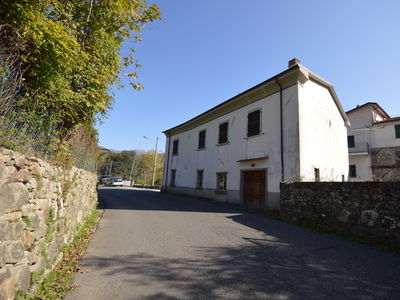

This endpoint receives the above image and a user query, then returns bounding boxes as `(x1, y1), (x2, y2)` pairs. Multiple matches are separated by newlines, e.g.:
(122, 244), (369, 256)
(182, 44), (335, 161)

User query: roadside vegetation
(97, 149), (164, 186)
(0, 1), (161, 170)
(16, 207), (101, 300)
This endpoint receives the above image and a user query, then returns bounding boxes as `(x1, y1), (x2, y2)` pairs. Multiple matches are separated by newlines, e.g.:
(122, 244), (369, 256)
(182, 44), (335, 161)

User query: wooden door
(243, 170), (266, 207)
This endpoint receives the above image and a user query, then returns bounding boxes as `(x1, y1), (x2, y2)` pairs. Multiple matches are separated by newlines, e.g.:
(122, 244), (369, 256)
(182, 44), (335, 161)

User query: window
(198, 130), (206, 149)
(347, 135), (355, 148)
(170, 169), (176, 186)
(218, 122), (228, 144)
(172, 140), (179, 155)
(216, 173), (227, 192)
(196, 170), (203, 189)
(395, 124), (400, 139)
(314, 168), (320, 182)
(247, 109), (261, 137)
(349, 165), (357, 178)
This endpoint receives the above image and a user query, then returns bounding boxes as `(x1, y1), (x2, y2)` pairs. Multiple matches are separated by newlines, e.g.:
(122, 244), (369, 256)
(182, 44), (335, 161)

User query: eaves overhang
(373, 116), (400, 125)
(346, 102), (391, 119)
(237, 156), (269, 162)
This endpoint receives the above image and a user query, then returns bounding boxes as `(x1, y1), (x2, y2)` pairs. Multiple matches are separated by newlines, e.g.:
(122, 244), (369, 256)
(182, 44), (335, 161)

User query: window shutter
(395, 125), (400, 139)
(347, 135), (355, 148)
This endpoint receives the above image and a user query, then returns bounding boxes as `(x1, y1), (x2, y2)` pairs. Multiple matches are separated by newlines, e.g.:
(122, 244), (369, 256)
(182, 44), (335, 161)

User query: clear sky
(96, 0), (400, 153)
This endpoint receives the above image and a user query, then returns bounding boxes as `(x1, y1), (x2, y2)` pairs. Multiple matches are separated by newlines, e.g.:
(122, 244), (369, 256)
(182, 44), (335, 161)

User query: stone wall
(280, 181), (400, 249)
(0, 148), (98, 299)
(371, 146), (400, 181)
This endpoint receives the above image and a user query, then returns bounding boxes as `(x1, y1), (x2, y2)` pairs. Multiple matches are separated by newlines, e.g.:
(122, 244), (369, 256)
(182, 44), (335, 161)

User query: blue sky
(96, 0), (400, 153)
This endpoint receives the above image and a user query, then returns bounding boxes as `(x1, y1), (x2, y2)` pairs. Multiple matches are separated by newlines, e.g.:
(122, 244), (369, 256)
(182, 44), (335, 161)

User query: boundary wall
(0, 147), (98, 299)
(280, 182), (400, 249)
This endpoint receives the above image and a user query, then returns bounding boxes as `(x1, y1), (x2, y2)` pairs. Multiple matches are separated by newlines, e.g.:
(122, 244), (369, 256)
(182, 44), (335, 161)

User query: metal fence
(0, 60), (97, 172)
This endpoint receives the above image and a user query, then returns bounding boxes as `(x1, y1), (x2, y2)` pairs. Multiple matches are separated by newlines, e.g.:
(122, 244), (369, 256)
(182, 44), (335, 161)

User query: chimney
(288, 58), (300, 68)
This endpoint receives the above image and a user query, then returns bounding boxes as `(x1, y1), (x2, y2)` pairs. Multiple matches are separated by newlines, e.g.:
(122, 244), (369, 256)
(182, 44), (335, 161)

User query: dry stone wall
(280, 182), (400, 249)
(0, 147), (98, 299)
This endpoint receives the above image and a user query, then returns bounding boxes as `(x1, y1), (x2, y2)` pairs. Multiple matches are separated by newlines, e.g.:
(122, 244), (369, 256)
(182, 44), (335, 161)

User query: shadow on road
(89, 188), (400, 300)
(75, 239), (400, 300)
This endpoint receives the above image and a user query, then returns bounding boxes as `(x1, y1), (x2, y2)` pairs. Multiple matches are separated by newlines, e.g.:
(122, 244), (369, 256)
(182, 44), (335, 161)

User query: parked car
(98, 175), (111, 185)
(104, 177), (124, 187)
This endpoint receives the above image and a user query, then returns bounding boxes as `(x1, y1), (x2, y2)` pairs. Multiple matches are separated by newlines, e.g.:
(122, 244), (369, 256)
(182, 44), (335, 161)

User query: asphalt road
(65, 187), (400, 300)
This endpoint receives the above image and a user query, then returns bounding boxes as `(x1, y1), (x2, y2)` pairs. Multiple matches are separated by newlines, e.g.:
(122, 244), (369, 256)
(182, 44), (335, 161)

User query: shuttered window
(198, 130), (206, 149)
(349, 165), (357, 178)
(172, 140), (179, 155)
(395, 124), (400, 139)
(347, 135), (355, 148)
(248, 109), (261, 137)
(219, 122), (228, 144)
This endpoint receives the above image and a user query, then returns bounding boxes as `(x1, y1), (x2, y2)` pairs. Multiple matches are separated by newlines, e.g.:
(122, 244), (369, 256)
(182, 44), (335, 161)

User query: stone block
(34, 222), (47, 241)
(3, 212), (22, 222)
(0, 164), (6, 183)
(8, 169), (33, 184)
(361, 210), (378, 220)
(0, 278), (15, 300)
(0, 266), (11, 285)
(10, 264), (30, 292)
(29, 256), (46, 274)
(21, 230), (35, 250)
(47, 236), (59, 264)
(382, 216), (397, 229)
(0, 218), (24, 241)
(6, 241), (25, 264)
(0, 183), (29, 215)
(337, 211), (351, 223)
(0, 242), (7, 268)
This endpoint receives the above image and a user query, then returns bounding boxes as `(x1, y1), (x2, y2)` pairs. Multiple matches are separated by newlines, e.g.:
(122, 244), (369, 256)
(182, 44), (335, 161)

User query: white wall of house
(370, 122), (400, 148)
(347, 104), (400, 181)
(347, 106), (375, 129)
(162, 63), (349, 210)
(163, 90), (286, 210)
(297, 80), (349, 181)
(349, 155), (372, 181)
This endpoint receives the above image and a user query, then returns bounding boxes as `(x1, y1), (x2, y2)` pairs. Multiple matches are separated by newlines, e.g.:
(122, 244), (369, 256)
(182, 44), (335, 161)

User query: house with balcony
(162, 59), (350, 210)
(347, 102), (400, 181)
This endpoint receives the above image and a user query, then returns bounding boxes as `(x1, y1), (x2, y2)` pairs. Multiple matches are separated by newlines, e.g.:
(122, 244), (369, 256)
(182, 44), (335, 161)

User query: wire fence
(0, 57), (97, 173)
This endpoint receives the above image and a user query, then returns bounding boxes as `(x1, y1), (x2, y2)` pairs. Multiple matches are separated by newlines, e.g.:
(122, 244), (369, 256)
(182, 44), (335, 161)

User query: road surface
(65, 187), (400, 300)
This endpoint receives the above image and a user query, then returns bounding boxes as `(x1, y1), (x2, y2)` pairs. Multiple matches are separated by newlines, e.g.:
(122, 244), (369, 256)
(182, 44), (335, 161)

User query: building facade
(162, 59), (350, 210)
(347, 102), (400, 181)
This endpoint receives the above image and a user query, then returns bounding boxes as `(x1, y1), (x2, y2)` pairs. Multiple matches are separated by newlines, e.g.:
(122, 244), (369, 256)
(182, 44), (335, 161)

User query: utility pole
(108, 160), (113, 176)
(144, 136), (159, 186)
(129, 156), (136, 186)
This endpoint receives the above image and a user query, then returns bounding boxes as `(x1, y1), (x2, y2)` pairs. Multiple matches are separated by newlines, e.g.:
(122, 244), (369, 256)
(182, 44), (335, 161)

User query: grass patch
(16, 208), (100, 300)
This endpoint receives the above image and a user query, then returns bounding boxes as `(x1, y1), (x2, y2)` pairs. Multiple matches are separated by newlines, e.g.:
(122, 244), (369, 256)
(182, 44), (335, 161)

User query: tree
(0, 0), (161, 137)
(134, 150), (164, 185)
(97, 150), (137, 179)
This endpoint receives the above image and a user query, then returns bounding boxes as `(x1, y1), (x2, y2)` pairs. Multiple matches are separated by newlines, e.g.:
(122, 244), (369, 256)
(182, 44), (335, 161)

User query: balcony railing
(348, 142), (370, 155)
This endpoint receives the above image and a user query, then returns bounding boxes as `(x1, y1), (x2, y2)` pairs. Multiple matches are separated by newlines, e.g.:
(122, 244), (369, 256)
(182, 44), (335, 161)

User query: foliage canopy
(0, 0), (161, 135)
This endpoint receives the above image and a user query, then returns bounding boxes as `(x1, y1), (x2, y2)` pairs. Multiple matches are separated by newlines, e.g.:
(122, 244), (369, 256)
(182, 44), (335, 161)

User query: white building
(347, 102), (400, 181)
(162, 59), (350, 210)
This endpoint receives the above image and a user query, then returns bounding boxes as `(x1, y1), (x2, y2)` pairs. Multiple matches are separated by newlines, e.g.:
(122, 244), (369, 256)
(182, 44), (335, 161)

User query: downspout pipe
(162, 130), (171, 193)
(275, 76), (284, 182)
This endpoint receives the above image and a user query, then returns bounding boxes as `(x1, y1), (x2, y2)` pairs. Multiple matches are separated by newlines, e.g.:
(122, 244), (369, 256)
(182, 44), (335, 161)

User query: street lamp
(143, 136), (159, 186)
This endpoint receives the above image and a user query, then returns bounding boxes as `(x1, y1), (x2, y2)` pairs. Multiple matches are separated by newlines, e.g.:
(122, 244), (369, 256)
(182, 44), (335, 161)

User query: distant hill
(107, 149), (163, 155)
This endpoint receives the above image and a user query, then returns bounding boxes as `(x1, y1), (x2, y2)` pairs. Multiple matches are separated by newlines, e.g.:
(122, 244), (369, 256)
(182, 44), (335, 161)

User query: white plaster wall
(297, 80), (349, 181)
(347, 106), (374, 128)
(370, 122), (400, 148)
(163, 79), (349, 207)
(349, 155), (372, 181)
(163, 91), (289, 204)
